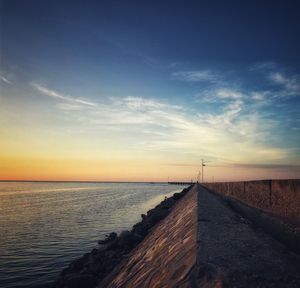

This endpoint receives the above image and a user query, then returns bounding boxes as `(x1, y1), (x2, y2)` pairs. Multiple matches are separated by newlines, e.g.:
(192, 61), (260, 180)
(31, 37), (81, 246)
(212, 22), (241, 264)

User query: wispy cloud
(197, 87), (244, 103)
(0, 75), (12, 84)
(46, 91), (290, 164)
(164, 163), (200, 167)
(269, 72), (300, 95)
(194, 84), (291, 161)
(165, 162), (300, 172)
(123, 96), (166, 109)
(31, 82), (97, 107)
(229, 163), (300, 170)
(249, 61), (277, 72)
(215, 88), (243, 100)
(249, 63), (300, 98)
(251, 91), (268, 101)
(228, 163), (300, 172)
(172, 70), (221, 84)
(196, 88), (245, 130)
(28, 66), (297, 169)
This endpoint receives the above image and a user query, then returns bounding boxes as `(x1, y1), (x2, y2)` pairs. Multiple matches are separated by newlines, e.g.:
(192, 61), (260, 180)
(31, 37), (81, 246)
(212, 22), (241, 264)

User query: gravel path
(196, 184), (300, 287)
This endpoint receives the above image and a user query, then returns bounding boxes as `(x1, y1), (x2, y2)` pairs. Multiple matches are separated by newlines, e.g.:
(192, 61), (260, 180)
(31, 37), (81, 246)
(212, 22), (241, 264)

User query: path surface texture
(99, 184), (300, 287)
(196, 184), (300, 287)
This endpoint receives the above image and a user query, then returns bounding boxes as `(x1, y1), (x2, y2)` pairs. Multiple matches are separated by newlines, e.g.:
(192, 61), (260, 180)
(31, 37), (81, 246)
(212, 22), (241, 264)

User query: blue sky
(0, 0), (299, 181)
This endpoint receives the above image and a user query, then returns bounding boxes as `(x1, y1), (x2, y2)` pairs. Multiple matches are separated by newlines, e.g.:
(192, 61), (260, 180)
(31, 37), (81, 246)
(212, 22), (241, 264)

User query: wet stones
(98, 232), (117, 245)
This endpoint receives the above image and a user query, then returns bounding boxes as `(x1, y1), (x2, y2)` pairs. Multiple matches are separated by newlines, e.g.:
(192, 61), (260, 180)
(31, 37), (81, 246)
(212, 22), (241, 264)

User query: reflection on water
(0, 182), (185, 288)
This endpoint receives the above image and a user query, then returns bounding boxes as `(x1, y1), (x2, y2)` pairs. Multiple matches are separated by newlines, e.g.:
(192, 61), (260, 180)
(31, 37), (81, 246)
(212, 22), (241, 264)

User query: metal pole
(202, 160), (203, 183)
(201, 159), (204, 183)
(201, 159), (206, 183)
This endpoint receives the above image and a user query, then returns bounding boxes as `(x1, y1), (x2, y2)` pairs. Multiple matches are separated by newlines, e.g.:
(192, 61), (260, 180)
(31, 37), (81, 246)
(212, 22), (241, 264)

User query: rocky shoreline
(53, 185), (192, 288)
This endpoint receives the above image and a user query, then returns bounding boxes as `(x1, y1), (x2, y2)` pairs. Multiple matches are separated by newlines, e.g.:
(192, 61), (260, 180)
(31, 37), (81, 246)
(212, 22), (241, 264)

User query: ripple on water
(0, 182), (186, 288)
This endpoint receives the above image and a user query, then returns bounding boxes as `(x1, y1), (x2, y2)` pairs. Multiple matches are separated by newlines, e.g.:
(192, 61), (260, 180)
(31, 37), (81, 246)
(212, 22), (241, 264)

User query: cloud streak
(0, 75), (12, 84)
(215, 89), (243, 100)
(45, 90), (291, 165)
(172, 70), (221, 84)
(250, 63), (300, 98)
(31, 82), (97, 107)
(269, 72), (300, 95)
(229, 163), (300, 170)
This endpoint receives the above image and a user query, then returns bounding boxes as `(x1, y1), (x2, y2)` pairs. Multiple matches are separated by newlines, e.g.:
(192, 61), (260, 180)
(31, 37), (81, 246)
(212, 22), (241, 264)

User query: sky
(0, 0), (300, 182)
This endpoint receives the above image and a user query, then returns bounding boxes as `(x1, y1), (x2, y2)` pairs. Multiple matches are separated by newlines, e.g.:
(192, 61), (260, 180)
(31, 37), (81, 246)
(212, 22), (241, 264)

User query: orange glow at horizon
(1, 154), (298, 183)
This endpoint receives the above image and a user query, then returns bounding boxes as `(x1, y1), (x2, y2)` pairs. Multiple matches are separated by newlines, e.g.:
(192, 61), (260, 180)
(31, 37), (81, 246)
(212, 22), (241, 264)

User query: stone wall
(204, 179), (300, 222)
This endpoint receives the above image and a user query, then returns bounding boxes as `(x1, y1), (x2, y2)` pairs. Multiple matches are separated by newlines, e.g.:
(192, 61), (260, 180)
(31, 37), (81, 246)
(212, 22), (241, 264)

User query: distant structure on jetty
(168, 181), (194, 185)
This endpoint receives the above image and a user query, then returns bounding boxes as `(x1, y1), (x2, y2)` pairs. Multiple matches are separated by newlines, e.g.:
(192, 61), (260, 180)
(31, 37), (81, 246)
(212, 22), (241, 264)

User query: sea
(0, 181), (186, 288)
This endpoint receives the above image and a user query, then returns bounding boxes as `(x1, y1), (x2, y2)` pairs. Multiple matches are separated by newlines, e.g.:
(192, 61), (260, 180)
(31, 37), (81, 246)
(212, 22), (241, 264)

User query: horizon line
(0, 178), (299, 183)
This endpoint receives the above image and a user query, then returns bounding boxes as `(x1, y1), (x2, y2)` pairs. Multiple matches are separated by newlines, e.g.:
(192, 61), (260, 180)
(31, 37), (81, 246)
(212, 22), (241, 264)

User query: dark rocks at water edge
(53, 185), (192, 288)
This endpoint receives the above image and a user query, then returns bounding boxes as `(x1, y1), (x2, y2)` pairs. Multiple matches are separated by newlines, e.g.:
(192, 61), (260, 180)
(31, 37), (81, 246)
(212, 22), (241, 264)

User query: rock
(118, 230), (136, 249)
(98, 232), (117, 244)
(64, 274), (98, 288)
(131, 222), (148, 237)
(132, 233), (143, 244)
(173, 192), (184, 200)
(69, 255), (88, 272)
(147, 209), (168, 226)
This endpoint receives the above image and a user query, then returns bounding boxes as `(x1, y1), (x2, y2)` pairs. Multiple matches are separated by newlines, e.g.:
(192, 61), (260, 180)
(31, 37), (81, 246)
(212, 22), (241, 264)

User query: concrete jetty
(98, 183), (300, 287)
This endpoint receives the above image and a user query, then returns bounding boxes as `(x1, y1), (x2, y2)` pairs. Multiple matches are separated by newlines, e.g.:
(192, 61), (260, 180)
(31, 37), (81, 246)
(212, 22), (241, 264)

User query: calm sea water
(0, 182), (185, 288)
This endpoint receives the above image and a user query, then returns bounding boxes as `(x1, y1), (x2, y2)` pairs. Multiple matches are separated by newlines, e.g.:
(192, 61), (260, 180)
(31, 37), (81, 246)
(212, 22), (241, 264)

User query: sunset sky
(1, 0), (300, 182)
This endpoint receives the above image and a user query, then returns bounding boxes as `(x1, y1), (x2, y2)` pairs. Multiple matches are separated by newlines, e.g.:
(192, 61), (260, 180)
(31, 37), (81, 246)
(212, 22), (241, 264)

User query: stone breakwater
(99, 181), (198, 288)
(53, 185), (193, 288)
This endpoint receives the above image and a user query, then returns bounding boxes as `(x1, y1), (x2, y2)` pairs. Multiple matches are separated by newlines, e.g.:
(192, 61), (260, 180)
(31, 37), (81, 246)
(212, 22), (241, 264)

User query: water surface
(0, 182), (185, 288)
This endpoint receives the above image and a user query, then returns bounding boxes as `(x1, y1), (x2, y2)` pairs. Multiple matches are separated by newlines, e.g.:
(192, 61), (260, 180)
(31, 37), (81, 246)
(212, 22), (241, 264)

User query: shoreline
(54, 185), (193, 288)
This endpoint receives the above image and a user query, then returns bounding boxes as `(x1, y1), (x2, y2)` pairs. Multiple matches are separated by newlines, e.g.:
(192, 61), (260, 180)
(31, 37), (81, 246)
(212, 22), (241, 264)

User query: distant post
(197, 171), (201, 183)
(201, 159), (206, 183)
